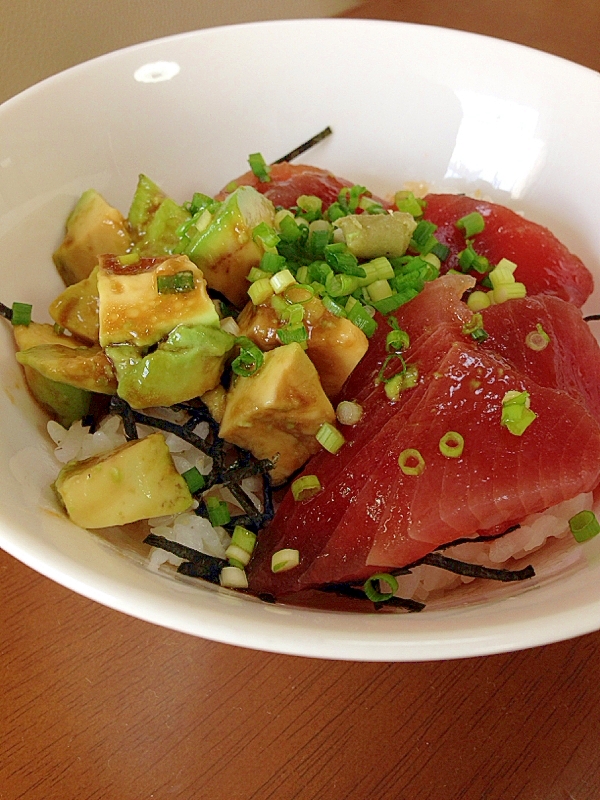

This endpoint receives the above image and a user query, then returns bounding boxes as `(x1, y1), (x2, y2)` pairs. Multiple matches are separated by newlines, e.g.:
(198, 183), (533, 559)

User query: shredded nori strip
(418, 552), (535, 582)
(272, 126), (333, 164)
(144, 533), (224, 583)
(0, 301), (13, 322)
(318, 582), (424, 612)
(584, 314), (600, 322)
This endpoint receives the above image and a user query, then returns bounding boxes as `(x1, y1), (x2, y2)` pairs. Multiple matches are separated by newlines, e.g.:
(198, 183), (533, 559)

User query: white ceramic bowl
(1, 19), (600, 661)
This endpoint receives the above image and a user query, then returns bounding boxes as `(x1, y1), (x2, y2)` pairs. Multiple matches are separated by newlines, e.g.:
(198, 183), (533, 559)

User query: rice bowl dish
(1, 19), (600, 660)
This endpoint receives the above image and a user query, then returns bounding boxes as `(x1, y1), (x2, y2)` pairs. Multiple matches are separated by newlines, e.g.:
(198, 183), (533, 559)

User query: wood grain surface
(2, 3), (600, 799)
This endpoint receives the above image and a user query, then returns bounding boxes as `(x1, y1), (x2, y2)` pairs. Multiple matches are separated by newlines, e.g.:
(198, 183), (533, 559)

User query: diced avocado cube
(97, 254), (220, 348)
(334, 211), (417, 259)
(13, 322), (91, 427)
(185, 186), (276, 307)
(49, 266), (100, 345)
(236, 296), (368, 398)
(54, 432), (193, 528)
(106, 324), (234, 409)
(16, 343), (117, 394)
(127, 174), (168, 238)
(53, 189), (134, 285)
(219, 343), (336, 484)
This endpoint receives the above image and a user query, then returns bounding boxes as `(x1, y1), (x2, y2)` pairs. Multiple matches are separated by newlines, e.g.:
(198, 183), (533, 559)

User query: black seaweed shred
(143, 533), (224, 583)
(584, 314), (600, 322)
(418, 552), (535, 582)
(271, 126), (333, 164)
(318, 582), (425, 613)
(0, 302), (13, 322)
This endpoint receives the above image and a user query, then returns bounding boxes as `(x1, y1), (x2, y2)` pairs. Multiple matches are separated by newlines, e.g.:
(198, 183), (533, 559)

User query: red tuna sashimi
(247, 325), (465, 596)
(422, 194), (593, 307)
(217, 162), (392, 210)
(481, 295), (600, 421)
(216, 162), (353, 208)
(366, 344), (600, 568)
(341, 272), (474, 402)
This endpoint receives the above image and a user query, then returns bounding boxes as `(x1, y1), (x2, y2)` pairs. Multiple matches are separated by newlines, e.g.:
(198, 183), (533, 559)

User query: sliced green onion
(248, 278), (274, 305)
(394, 190), (425, 218)
(467, 290), (492, 312)
(295, 265), (309, 284)
(277, 323), (309, 346)
(386, 328), (410, 352)
(439, 431), (465, 458)
(525, 323), (551, 351)
(325, 202), (347, 223)
(117, 252), (140, 266)
(278, 214), (303, 242)
(232, 337), (264, 377)
(225, 525), (257, 567)
(220, 566), (248, 588)
(291, 474), (322, 501)
(284, 284), (314, 305)
(157, 271), (195, 294)
(336, 400), (363, 426)
(371, 289), (419, 315)
(357, 257), (394, 287)
(363, 572), (399, 602)
(492, 283), (527, 304)
(430, 241), (450, 261)
(252, 222), (280, 252)
(458, 242), (490, 274)
(321, 294), (348, 318)
(181, 466), (205, 494)
(224, 180), (238, 194)
(271, 548), (300, 573)
(296, 194), (323, 222)
(325, 272), (360, 297)
(279, 303), (305, 325)
(248, 152), (271, 183)
(462, 313), (489, 342)
(501, 390), (537, 436)
(247, 267), (272, 283)
(398, 448), (425, 476)
(316, 422), (345, 454)
(270, 294), (289, 315)
(489, 264), (516, 290)
(569, 510), (600, 543)
(346, 301), (377, 337)
(366, 279), (393, 302)
(384, 364), (419, 400)
(456, 211), (485, 237)
(11, 302), (32, 326)
(259, 252), (287, 274)
(206, 496), (231, 527)
(323, 242), (364, 276)
(270, 269), (297, 294)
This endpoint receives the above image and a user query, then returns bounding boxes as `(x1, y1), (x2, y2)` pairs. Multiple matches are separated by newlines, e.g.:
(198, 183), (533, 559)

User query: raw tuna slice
(367, 344), (600, 568)
(247, 325), (465, 596)
(341, 272), (474, 402)
(217, 162), (393, 210)
(481, 295), (600, 421)
(422, 194), (593, 307)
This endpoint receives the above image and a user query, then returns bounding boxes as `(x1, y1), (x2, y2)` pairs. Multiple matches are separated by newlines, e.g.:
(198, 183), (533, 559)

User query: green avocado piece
(136, 197), (192, 256)
(54, 432), (193, 528)
(106, 323), (235, 409)
(49, 266), (100, 345)
(53, 189), (134, 285)
(13, 322), (91, 427)
(333, 211), (417, 259)
(184, 185), (276, 307)
(127, 174), (168, 238)
(16, 343), (117, 394)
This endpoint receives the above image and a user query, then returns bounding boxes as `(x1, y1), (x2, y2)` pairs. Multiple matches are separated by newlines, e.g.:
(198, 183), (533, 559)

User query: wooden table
(2, 4), (600, 799)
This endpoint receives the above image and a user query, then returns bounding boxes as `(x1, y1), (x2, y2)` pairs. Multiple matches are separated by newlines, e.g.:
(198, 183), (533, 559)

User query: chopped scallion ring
(156, 271), (195, 294)
(569, 510), (600, 543)
(501, 390), (537, 436)
(336, 400), (363, 426)
(525, 323), (550, 351)
(398, 448), (425, 476)
(220, 566), (249, 588)
(231, 337), (264, 377)
(271, 548), (300, 573)
(363, 572), (399, 602)
(456, 211), (485, 237)
(439, 431), (465, 458)
(11, 302), (32, 326)
(182, 466), (205, 494)
(248, 152), (271, 183)
(270, 269), (297, 295)
(316, 422), (345, 454)
(205, 496), (231, 527)
(277, 323), (309, 346)
(291, 474), (322, 501)
(225, 525), (257, 567)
